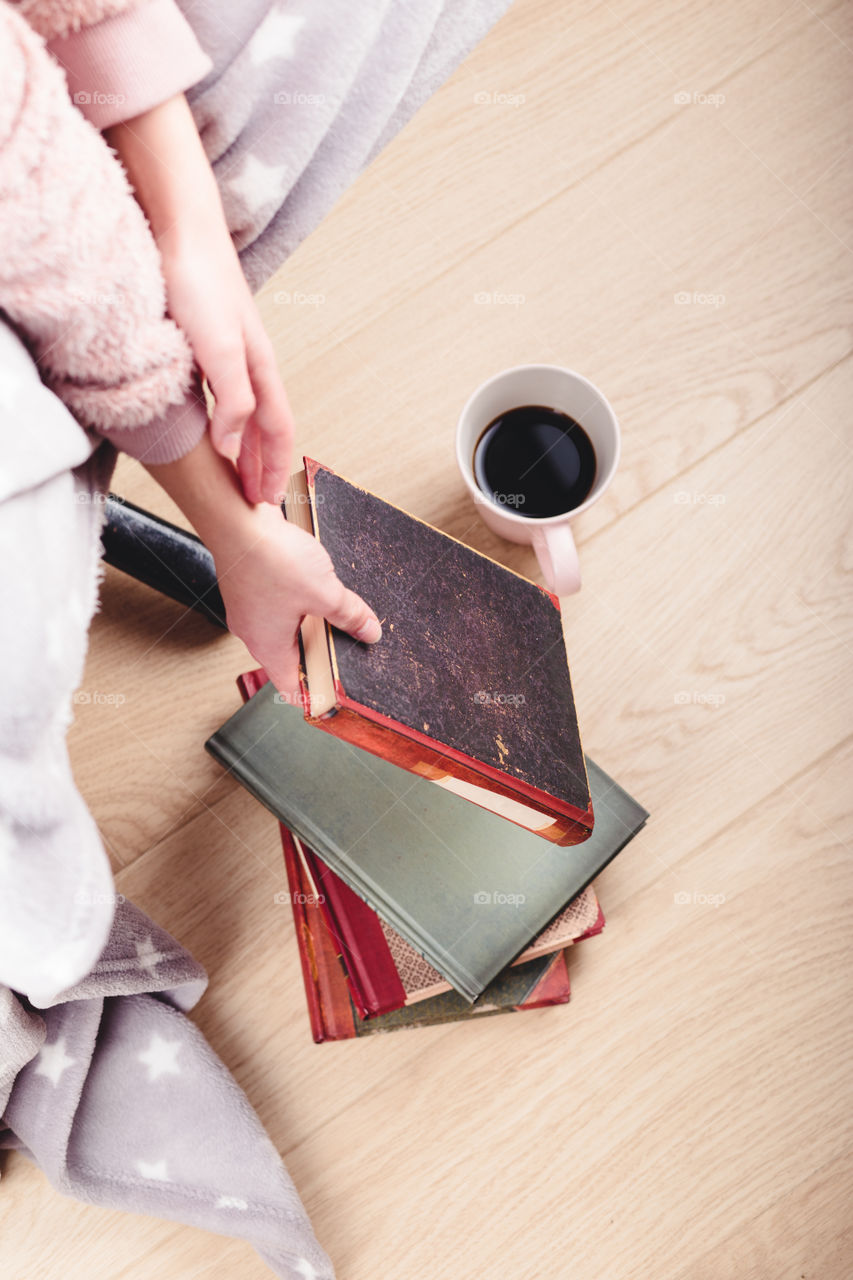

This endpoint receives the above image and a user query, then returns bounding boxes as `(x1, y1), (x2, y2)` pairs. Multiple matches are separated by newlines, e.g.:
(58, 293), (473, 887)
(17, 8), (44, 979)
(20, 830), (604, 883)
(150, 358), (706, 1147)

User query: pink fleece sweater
(0, 0), (214, 464)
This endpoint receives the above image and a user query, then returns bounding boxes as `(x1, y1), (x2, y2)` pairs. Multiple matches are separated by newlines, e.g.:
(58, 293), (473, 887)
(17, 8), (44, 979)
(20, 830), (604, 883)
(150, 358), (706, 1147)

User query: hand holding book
(146, 434), (382, 695)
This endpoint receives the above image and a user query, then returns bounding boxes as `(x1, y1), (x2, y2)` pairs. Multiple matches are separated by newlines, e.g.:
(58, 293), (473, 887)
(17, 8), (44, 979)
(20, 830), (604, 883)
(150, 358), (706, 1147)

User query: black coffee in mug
(473, 405), (597, 519)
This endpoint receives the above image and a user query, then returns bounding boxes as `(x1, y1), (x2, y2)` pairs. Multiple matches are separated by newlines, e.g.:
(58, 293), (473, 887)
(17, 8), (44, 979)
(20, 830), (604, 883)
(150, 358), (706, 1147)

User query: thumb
(259, 636), (303, 704)
(323, 582), (383, 645)
(208, 359), (256, 462)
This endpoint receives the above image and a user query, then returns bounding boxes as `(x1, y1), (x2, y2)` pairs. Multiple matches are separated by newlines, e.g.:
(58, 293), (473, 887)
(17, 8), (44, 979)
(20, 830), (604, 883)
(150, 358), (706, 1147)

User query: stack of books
(206, 460), (648, 1041)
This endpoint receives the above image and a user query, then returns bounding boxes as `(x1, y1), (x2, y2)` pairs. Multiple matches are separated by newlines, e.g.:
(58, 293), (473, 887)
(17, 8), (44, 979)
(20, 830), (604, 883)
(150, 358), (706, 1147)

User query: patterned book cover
(281, 827), (571, 1041)
(375, 893), (601, 1006)
(283, 459), (593, 847)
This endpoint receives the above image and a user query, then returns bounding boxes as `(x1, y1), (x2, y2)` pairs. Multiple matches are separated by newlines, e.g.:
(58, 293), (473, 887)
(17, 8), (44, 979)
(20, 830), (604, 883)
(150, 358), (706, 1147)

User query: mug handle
(532, 523), (582, 596)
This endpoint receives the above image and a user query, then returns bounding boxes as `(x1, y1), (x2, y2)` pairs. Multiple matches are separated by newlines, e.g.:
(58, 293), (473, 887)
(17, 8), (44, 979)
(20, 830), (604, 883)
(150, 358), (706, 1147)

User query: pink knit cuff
(47, 0), (213, 129)
(100, 385), (209, 464)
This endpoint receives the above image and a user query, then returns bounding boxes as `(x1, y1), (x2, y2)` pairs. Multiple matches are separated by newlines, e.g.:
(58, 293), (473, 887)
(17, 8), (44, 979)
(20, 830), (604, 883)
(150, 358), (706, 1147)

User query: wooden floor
(2, 0), (852, 1275)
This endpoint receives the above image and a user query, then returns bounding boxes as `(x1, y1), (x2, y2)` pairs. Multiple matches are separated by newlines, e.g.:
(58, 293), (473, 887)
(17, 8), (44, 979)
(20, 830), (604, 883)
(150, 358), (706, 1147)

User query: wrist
(208, 498), (285, 576)
(146, 433), (281, 568)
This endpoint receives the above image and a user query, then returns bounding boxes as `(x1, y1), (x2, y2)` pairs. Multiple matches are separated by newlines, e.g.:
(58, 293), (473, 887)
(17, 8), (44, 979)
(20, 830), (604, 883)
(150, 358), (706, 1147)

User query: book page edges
(284, 470), (337, 717)
(314, 699), (594, 845)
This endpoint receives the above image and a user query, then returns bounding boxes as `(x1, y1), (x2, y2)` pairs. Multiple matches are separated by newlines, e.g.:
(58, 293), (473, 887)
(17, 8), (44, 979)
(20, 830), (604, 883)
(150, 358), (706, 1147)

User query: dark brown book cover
(285, 458), (593, 847)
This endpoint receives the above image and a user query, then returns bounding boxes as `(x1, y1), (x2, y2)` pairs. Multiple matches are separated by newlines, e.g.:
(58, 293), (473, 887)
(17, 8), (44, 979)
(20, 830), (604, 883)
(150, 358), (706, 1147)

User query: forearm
(104, 94), (224, 253)
(107, 92), (294, 502)
(145, 433), (279, 570)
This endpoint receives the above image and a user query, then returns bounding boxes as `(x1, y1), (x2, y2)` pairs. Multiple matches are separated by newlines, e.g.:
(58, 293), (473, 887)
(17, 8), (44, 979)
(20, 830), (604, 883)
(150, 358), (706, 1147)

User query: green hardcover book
(283, 825), (573, 1041)
(206, 686), (648, 1002)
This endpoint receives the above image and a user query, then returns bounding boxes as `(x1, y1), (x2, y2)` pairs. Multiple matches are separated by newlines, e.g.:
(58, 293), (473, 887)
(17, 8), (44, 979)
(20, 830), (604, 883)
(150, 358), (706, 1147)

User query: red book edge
(286, 834), (572, 1040)
(302, 847), (407, 1017)
(309, 700), (594, 845)
(237, 668), (268, 701)
(576, 903), (606, 942)
(240, 666), (407, 1018)
(517, 949), (571, 1010)
(236, 670), (409, 1018)
(281, 825), (356, 1042)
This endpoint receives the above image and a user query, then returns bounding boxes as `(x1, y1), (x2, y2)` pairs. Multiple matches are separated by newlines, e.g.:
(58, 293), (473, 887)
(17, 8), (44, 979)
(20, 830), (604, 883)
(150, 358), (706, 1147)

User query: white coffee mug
(455, 364), (621, 595)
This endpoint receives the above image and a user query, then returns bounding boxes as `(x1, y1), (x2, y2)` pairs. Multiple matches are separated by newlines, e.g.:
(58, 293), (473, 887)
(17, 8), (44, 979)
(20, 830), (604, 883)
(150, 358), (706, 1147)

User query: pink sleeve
(46, 0), (212, 129)
(101, 377), (209, 465)
(0, 5), (208, 464)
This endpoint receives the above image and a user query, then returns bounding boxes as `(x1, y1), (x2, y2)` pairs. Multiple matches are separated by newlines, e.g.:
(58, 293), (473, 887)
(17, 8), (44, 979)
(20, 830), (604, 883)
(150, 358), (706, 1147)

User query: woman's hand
(146, 434), (381, 698)
(213, 508), (382, 697)
(106, 94), (293, 505)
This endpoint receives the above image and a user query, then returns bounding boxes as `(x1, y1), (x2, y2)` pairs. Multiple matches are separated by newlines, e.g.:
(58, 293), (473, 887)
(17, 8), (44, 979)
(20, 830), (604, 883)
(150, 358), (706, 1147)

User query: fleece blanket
(179, 0), (513, 290)
(0, 321), (333, 1277)
(0, 902), (334, 1280)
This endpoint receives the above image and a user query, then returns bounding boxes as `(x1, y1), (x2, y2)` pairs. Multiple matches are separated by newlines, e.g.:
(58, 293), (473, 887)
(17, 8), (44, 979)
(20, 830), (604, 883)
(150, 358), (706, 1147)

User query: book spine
(302, 848), (408, 1018)
(281, 827), (358, 1041)
(281, 830), (331, 1041)
(310, 702), (593, 847)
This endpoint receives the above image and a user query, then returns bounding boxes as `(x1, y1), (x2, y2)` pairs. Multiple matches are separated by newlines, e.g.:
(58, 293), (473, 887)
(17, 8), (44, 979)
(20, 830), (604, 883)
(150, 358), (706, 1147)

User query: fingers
(294, 532), (383, 645)
(205, 316), (294, 508)
(323, 581), (383, 645)
(237, 419), (264, 506)
(246, 330), (295, 506)
(261, 636), (303, 702)
(207, 346), (256, 463)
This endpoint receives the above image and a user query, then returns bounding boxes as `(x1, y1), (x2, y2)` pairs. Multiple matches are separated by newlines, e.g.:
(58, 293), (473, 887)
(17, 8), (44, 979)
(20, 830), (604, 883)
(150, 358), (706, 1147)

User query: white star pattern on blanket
(135, 936), (167, 973)
(216, 1195), (249, 1210)
(136, 1158), (169, 1181)
(248, 8), (305, 65)
(34, 1035), (76, 1086)
(293, 1260), (318, 1279)
(227, 155), (289, 217)
(137, 1033), (181, 1082)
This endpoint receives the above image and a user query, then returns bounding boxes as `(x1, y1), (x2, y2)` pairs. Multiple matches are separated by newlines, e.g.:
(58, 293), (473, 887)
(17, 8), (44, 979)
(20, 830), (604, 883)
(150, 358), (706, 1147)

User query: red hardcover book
(283, 459), (593, 847)
(280, 827), (572, 1041)
(301, 843), (407, 1017)
(236, 667), (268, 701)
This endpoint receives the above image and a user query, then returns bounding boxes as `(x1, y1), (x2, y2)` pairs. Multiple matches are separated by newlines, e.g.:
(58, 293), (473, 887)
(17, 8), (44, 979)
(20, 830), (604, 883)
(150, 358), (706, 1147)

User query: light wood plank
(678, 1149), (853, 1280)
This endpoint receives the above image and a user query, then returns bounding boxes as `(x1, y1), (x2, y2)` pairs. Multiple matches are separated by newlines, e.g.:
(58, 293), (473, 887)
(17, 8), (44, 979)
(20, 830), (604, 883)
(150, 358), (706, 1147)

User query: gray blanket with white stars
(0, 900), (333, 1280)
(180, 0), (513, 290)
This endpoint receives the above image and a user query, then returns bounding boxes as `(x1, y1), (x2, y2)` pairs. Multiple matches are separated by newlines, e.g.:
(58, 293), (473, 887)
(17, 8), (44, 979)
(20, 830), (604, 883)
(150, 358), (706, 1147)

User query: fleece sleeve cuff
(99, 382), (209, 464)
(47, 0), (213, 129)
